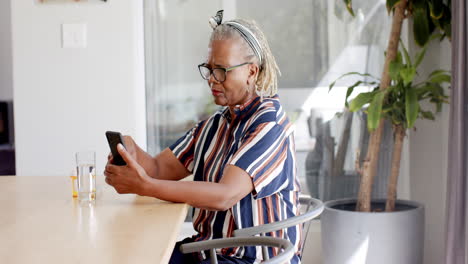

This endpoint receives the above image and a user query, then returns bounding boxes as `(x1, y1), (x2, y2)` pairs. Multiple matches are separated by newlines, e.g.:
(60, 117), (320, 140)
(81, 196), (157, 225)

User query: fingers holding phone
(121, 135), (138, 162)
(105, 131), (127, 166)
(105, 133), (138, 164)
(104, 135), (150, 195)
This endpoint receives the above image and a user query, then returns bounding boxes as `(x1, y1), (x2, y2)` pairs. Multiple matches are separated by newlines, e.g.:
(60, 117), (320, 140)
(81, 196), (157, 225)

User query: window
(144, 0), (392, 200)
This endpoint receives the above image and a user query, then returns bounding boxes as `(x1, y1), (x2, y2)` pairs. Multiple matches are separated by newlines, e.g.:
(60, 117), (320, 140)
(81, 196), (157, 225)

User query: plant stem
(356, 0), (408, 212)
(357, 120), (384, 211)
(386, 124), (406, 212)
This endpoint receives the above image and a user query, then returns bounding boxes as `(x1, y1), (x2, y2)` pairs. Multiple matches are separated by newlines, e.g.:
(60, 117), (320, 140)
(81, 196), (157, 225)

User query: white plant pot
(321, 198), (424, 264)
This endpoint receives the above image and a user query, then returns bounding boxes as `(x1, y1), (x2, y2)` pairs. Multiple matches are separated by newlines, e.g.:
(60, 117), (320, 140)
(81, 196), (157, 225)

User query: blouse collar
(222, 96), (262, 123)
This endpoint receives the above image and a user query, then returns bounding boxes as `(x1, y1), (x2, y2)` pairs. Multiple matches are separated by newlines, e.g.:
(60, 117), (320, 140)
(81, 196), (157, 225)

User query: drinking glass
(75, 151), (96, 202)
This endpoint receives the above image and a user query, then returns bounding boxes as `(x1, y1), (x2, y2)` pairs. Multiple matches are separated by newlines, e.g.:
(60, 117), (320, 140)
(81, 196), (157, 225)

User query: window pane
(144, 0), (223, 154)
(237, 0), (328, 88)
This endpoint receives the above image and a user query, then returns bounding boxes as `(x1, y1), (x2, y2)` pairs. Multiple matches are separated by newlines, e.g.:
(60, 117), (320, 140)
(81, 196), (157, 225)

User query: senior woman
(104, 10), (301, 264)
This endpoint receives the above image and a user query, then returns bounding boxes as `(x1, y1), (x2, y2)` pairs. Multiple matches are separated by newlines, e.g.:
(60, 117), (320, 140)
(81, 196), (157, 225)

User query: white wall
(11, 0), (146, 176)
(0, 0), (13, 101)
(408, 37), (451, 264)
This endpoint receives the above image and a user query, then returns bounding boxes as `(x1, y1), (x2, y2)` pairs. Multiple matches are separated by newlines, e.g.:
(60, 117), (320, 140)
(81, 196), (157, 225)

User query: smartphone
(105, 131), (127, 166)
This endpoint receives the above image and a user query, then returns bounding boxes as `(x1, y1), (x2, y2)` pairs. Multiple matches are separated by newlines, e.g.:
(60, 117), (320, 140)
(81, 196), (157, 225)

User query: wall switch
(62, 23), (87, 48)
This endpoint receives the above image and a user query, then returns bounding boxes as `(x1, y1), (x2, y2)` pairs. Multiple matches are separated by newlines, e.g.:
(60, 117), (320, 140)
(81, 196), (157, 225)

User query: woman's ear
(247, 63), (259, 86)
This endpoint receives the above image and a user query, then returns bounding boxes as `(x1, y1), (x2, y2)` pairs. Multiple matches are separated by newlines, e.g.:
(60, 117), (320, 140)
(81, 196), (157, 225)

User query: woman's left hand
(104, 144), (151, 196)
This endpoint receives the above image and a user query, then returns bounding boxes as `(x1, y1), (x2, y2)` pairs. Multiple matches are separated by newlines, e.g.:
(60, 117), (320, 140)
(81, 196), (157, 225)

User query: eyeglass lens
(199, 66), (225, 82)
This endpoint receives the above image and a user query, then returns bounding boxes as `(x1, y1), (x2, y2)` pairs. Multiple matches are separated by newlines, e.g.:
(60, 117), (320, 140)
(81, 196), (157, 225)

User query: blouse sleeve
(228, 121), (295, 199)
(169, 121), (204, 173)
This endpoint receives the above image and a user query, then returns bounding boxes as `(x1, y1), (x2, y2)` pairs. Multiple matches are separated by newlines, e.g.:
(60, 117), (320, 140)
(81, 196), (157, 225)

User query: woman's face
(206, 39), (258, 107)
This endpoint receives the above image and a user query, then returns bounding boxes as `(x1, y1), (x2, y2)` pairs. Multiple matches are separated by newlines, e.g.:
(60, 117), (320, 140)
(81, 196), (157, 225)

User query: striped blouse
(170, 95), (302, 264)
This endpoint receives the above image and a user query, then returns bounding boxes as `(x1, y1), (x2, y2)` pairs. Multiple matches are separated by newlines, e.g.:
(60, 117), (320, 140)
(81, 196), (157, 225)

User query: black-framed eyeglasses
(198, 62), (253, 83)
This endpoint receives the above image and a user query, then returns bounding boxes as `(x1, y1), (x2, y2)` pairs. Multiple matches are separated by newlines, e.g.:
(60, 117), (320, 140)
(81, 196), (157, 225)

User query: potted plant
(320, 0), (451, 263)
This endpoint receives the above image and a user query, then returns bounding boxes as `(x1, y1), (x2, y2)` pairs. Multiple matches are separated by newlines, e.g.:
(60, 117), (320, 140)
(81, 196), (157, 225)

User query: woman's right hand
(106, 135), (189, 181)
(121, 135), (139, 161)
(107, 135), (139, 164)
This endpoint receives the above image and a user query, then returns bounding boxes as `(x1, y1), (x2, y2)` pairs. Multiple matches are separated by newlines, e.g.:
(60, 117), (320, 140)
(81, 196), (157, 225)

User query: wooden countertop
(0, 176), (188, 264)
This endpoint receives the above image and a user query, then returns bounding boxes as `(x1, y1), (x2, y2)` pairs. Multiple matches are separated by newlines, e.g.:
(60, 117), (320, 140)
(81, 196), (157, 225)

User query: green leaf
(429, 73), (451, 83)
(434, 5), (450, 33)
(414, 45), (427, 68)
(436, 100), (443, 112)
(390, 104), (404, 121)
(386, 0), (401, 14)
(412, 0), (427, 9)
(389, 60), (402, 80)
(415, 85), (431, 98)
(428, 11), (437, 35)
(413, 7), (431, 46)
(429, 0), (444, 19)
(443, 16), (452, 39)
(413, 33), (440, 69)
(429, 69), (450, 78)
(421, 110), (435, 120)
(349, 92), (376, 112)
(396, 50), (403, 64)
(427, 82), (445, 96)
(343, 0), (355, 16)
(344, 81), (361, 107)
(367, 91), (386, 131)
(405, 88), (419, 128)
(432, 16), (442, 29)
(344, 80), (378, 107)
(400, 67), (417, 86)
(328, 72), (379, 92)
(400, 40), (412, 66)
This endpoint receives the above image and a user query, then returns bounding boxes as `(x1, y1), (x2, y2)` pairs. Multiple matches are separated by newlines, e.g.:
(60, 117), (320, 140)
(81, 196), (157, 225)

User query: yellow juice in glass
(70, 175), (78, 198)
